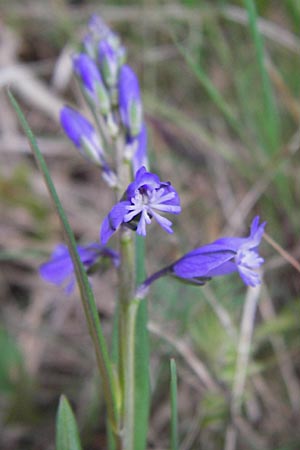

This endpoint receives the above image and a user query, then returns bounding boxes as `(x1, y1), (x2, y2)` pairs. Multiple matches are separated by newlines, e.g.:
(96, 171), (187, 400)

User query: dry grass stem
(224, 284), (262, 450)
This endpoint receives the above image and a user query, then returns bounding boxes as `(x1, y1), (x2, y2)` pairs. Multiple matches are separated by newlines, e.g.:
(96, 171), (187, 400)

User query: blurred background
(1, 0), (300, 449)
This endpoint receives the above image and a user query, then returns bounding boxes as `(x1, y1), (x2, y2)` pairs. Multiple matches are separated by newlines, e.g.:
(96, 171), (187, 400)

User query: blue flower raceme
(40, 243), (119, 294)
(118, 65), (143, 137)
(100, 166), (181, 244)
(171, 217), (266, 287)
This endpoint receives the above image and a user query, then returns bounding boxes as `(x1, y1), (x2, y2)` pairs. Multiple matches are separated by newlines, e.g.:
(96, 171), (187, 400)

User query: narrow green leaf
(8, 91), (119, 433)
(244, 0), (280, 155)
(170, 358), (178, 450)
(56, 395), (82, 450)
(134, 235), (150, 450)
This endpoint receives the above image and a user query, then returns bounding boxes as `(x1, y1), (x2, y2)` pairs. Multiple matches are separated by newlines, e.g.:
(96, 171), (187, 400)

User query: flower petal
(100, 201), (129, 244)
(172, 250), (235, 279)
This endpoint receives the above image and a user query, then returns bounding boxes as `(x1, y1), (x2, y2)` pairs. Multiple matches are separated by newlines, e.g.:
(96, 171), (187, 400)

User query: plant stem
(123, 298), (139, 450)
(118, 231), (139, 450)
(113, 116), (140, 449)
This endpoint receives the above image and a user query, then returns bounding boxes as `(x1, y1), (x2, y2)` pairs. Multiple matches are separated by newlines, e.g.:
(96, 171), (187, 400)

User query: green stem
(118, 231), (137, 450)
(123, 298), (139, 450)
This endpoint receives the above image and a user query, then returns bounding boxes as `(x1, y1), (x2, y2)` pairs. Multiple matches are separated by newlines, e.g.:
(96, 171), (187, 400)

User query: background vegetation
(1, 0), (300, 449)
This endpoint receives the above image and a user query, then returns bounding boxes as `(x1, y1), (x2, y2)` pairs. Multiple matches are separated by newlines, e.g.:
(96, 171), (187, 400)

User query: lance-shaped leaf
(56, 395), (82, 450)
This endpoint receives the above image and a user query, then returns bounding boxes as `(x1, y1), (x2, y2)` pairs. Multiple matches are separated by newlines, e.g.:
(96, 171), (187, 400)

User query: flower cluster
(39, 15), (266, 295)
(60, 14), (147, 185)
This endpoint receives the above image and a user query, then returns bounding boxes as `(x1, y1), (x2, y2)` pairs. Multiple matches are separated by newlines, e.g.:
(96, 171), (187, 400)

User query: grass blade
(8, 90), (119, 436)
(56, 395), (82, 450)
(244, 0), (280, 154)
(170, 358), (178, 450)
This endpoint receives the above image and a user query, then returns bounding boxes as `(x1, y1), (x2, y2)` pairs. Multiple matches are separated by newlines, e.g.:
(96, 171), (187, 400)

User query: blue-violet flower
(100, 166), (181, 244)
(118, 65), (143, 137)
(39, 243), (119, 294)
(171, 216), (266, 287)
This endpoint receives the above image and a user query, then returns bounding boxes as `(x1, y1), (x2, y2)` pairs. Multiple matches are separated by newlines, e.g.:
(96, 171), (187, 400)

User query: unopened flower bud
(118, 65), (143, 138)
(73, 53), (110, 115)
(117, 45), (126, 67)
(98, 40), (119, 88)
(88, 14), (110, 41)
(82, 33), (96, 59)
(60, 106), (104, 165)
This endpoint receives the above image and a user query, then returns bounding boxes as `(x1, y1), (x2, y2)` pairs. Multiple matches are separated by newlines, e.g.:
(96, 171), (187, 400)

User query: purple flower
(171, 217), (266, 287)
(118, 65), (143, 137)
(39, 242), (119, 294)
(100, 166), (181, 244)
(73, 53), (110, 114)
